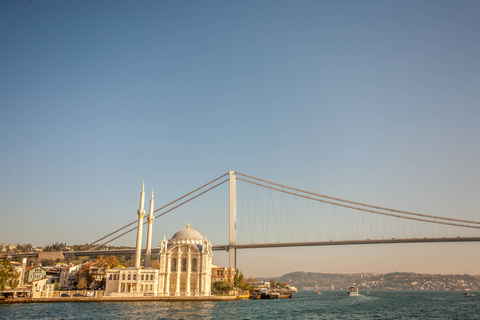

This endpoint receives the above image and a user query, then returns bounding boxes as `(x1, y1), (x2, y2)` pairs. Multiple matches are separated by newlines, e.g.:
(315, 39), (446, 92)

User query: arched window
(122, 274), (125, 280)
(181, 258), (187, 271)
(191, 258), (197, 272)
(150, 274), (154, 281)
(133, 274), (137, 281)
(141, 274), (144, 281)
(171, 258), (177, 271)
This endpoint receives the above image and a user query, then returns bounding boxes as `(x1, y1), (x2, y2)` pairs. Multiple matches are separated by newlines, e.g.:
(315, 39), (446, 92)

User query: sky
(1, 0), (480, 277)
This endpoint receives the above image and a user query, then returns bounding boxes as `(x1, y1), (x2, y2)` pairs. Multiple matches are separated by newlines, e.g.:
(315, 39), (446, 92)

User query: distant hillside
(261, 271), (480, 291)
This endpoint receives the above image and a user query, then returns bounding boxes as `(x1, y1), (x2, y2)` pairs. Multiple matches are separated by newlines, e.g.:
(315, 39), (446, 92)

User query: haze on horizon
(1, 0), (479, 277)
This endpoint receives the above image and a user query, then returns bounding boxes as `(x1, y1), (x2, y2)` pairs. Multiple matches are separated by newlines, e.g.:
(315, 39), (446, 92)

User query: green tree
(211, 281), (233, 294)
(234, 269), (244, 287)
(41, 259), (54, 266)
(54, 281), (61, 291)
(0, 260), (19, 290)
(234, 270), (253, 291)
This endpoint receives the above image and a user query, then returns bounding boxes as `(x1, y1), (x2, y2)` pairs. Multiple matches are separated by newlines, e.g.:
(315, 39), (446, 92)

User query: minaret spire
(134, 181), (146, 269)
(145, 188), (155, 268)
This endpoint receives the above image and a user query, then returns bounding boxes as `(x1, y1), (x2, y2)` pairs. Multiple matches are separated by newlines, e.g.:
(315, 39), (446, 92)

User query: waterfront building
(44, 266), (61, 285)
(104, 182), (213, 297)
(249, 280), (270, 288)
(59, 264), (80, 289)
(157, 223), (212, 296)
(11, 259), (26, 286)
(24, 266), (46, 284)
(211, 265), (235, 285)
(105, 266), (159, 297)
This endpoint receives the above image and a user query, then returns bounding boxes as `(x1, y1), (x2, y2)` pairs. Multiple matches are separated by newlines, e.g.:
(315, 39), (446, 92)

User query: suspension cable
(89, 178), (229, 250)
(236, 172), (480, 225)
(84, 172), (229, 250)
(236, 177), (480, 230)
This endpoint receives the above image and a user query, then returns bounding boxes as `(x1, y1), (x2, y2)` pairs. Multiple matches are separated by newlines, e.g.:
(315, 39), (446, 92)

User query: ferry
(463, 292), (476, 297)
(347, 286), (360, 296)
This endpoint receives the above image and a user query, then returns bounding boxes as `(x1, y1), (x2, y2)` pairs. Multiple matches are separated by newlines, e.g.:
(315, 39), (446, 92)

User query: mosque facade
(104, 183), (212, 297)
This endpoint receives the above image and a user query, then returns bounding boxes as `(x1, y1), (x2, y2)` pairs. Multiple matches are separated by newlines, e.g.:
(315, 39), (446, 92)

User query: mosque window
(181, 258), (187, 271)
(141, 274), (144, 281)
(128, 274), (131, 280)
(171, 258), (177, 271)
(133, 274), (137, 281)
(109, 274), (112, 281)
(191, 258), (197, 272)
(150, 274), (154, 280)
(122, 274), (125, 280)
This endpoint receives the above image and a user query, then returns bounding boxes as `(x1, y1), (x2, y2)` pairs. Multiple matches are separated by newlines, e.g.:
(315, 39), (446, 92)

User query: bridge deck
(3, 237), (480, 259)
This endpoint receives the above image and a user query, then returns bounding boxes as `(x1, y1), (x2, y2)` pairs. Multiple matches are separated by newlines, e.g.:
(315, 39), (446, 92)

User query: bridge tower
(229, 171), (237, 270)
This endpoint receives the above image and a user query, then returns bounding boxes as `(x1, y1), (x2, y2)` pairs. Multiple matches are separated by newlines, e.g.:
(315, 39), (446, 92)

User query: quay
(0, 295), (237, 304)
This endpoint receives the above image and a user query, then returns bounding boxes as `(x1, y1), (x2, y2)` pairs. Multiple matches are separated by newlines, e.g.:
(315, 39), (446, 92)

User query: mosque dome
(170, 223), (204, 241)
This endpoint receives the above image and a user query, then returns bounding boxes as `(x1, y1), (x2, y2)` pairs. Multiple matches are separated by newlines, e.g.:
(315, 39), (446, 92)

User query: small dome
(170, 224), (203, 241)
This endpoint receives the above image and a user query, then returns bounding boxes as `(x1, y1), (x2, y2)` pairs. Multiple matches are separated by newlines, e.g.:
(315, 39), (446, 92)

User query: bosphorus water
(1, 291), (479, 319)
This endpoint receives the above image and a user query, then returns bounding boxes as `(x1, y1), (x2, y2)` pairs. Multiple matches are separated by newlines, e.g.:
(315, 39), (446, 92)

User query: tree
(97, 277), (106, 290)
(41, 259), (54, 266)
(54, 281), (61, 291)
(269, 278), (277, 288)
(95, 256), (108, 270)
(106, 256), (120, 269)
(95, 255), (119, 270)
(234, 270), (253, 291)
(150, 260), (159, 269)
(0, 260), (19, 290)
(77, 279), (87, 290)
(76, 265), (95, 289)
(234, 269), (244, 287)
(211, 281), (233, 294)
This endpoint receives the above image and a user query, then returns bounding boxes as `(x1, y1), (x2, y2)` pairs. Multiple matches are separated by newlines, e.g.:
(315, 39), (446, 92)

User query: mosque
(104, 182), (213, 297)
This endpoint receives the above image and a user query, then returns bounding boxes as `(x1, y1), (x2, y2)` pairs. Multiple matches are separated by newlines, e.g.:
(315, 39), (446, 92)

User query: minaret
(144, 189), (155, 268)
(134, 181), (146, 269)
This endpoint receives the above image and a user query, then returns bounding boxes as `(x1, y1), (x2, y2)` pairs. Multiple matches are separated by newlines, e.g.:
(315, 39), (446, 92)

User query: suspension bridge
(8, 171), (480, 270)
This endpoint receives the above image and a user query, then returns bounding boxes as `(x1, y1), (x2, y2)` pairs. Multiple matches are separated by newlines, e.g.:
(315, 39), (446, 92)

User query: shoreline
(0, 295), (238, 304)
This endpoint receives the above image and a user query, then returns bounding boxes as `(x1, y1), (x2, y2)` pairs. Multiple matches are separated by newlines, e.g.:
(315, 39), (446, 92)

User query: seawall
(0, 295), (237, 304)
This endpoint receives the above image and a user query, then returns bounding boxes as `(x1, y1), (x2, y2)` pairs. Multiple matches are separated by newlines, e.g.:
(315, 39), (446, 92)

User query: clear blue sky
(1, 0), (479, 276)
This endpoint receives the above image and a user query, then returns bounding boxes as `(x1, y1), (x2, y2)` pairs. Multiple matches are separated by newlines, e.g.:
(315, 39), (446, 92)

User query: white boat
(347, 286), (360, 296)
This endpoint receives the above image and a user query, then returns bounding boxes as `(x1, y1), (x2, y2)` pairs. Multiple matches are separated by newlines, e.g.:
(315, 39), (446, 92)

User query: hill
(263, 271), (480, 291)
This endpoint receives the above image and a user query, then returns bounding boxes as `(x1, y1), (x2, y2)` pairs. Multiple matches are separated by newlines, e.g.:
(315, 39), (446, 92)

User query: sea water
(1, 291), (479, 319)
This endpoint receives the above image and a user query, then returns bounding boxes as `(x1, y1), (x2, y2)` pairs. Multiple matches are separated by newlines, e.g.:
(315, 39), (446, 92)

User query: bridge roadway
(4, 237), (480, 259)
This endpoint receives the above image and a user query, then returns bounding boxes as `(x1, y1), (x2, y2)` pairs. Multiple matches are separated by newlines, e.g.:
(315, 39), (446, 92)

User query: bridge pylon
(229, 170), (237, 270)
